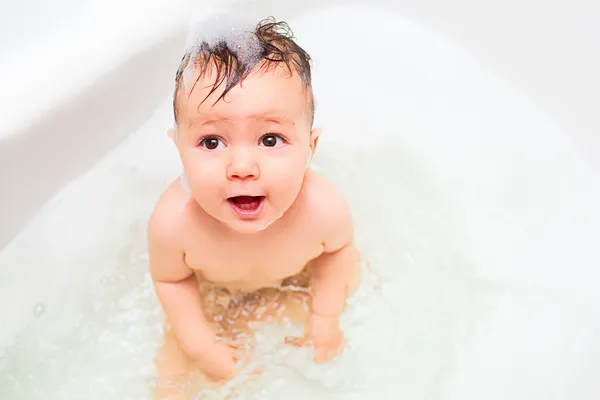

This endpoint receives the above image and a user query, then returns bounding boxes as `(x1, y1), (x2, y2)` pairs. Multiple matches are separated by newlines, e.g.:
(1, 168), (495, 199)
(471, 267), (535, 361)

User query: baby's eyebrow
(248, 112), (298, 127)
(253, 115), (294, 125)
(188, 118), (226, 128)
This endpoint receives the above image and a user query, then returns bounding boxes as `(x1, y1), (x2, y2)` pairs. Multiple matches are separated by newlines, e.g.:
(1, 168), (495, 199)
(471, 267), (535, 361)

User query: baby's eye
(199, 136), (226, 150)
(259, 134), (286, 148)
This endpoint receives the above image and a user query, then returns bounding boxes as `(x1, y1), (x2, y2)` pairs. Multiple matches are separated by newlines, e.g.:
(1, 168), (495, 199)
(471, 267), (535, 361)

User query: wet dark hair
(173, 17), (314, 125)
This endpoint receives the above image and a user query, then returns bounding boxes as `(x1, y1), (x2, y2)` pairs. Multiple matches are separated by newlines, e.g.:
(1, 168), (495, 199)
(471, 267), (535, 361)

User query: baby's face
(174, 64), (317, 234)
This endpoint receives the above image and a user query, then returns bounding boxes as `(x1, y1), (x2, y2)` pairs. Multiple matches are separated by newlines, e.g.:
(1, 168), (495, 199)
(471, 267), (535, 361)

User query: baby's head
(171, 16), (319, 234)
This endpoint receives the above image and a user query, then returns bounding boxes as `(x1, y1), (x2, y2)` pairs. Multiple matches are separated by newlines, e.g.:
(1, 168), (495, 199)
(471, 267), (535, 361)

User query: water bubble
(32, 302), (46, 317)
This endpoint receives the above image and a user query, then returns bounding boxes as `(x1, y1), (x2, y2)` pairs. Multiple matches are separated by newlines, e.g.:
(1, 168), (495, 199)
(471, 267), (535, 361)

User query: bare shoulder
(148, 181), (189, 241)
(301, 170), (354, 252)
(147, 180), (193, 281)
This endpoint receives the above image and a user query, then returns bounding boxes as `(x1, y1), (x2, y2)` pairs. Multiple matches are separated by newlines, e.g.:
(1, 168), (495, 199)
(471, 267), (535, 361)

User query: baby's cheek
(191, 164), (223, 186)
(189, 174), (223, 204)
(274, 177), (304, 210)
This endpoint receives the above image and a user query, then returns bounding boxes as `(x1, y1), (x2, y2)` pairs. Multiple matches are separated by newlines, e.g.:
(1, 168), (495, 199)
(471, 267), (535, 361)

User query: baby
(148, 17), (361, 398)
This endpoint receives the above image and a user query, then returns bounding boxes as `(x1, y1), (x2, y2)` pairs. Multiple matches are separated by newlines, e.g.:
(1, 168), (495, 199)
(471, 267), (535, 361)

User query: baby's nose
(226, 149), (260, 180)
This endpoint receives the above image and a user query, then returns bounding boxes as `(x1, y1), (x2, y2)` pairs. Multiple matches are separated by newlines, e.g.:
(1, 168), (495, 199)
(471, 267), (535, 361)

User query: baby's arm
(312, 209), (357, 318)
(148, 207), (236, 381)
(306, 186), (360, 361)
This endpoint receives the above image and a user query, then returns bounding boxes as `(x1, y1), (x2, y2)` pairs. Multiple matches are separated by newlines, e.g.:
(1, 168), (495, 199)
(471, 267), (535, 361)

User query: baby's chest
(188, 237), (324, 288)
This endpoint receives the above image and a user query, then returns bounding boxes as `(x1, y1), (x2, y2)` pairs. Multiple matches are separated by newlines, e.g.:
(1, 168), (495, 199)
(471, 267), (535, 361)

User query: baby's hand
(287, 314), (345, 362)
(190, 339), (240, 382)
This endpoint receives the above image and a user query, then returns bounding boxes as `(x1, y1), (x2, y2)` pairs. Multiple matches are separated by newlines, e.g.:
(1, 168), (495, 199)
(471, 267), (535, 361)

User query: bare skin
(149, 61), (361, 399)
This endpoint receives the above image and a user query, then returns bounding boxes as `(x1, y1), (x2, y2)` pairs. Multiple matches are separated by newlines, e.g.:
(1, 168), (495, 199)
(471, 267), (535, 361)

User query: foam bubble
(182, 14), (263, 91)
(32, 303), (46, 317)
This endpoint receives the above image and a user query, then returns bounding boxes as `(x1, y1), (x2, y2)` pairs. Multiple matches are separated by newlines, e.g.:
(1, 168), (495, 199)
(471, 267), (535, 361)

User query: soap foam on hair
(182, 13), (263, 91)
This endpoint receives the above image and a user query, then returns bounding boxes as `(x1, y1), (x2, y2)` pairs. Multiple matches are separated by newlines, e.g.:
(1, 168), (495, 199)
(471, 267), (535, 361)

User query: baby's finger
(203, 372), (229, 387)
(324, 348), (338, 362)
(314, 346), (327, 363)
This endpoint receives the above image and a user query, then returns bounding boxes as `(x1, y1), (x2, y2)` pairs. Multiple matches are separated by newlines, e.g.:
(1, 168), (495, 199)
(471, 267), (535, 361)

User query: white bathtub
(1, 0), (599, 399)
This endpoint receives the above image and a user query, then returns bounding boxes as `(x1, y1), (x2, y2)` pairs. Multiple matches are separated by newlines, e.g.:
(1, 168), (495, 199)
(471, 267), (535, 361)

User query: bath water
(0, 7), (551, 399)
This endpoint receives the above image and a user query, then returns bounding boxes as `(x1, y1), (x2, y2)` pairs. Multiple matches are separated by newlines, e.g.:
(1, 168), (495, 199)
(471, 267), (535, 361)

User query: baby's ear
(310, 127), (322, 153)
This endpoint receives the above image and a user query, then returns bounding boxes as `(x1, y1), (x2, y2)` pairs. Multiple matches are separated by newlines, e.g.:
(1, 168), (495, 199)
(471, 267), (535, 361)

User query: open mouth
(227, 195), (266, 219)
